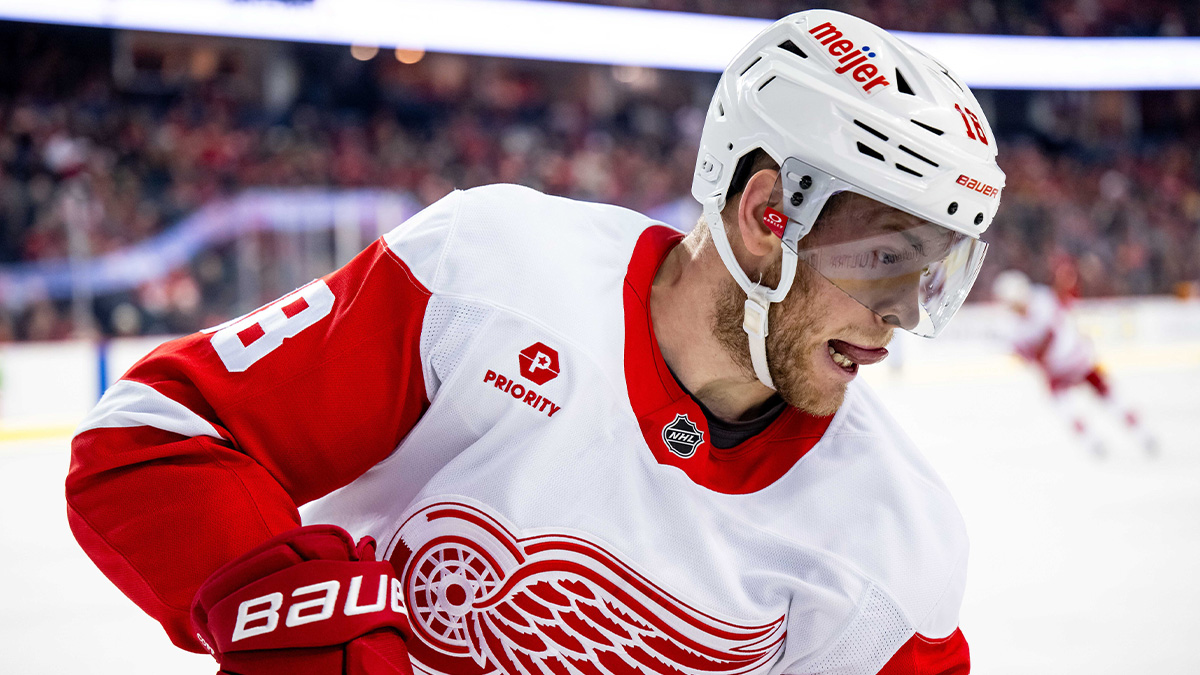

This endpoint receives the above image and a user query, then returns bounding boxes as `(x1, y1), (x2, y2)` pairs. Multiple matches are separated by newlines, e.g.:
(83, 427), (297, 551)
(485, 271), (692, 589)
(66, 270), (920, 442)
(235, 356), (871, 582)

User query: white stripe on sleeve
(75, 379), (223, 440)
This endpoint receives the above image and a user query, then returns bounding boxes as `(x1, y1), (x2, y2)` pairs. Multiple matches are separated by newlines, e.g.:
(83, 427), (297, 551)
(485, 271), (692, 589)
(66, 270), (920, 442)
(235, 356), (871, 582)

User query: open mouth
(828, 343), (858, 373)
(827, 339), (889, 375)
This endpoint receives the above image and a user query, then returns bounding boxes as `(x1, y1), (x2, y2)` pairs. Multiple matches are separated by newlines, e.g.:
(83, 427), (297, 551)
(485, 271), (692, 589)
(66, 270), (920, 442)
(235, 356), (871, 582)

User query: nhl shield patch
(662, 413), (704, 458)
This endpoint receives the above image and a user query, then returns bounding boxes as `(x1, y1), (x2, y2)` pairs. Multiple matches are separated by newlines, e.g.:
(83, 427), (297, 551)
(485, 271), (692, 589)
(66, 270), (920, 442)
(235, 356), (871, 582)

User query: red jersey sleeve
(66, 238), (432, 652)
(877, 628), (970, 675)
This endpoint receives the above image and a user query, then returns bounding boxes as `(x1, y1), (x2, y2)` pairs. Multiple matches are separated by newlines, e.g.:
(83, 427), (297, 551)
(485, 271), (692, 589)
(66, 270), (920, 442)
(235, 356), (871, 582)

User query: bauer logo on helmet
(956, 174), (1000, 199)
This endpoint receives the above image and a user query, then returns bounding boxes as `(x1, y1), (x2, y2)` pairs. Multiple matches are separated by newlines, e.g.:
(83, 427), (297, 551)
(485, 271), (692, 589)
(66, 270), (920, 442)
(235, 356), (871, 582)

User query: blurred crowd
(1, 12), (1199, 341)
(554, 0), (1198, 36)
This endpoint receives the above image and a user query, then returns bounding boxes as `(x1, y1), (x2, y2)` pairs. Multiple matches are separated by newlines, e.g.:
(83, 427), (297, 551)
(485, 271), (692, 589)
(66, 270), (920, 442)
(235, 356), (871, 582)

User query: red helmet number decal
(954, 104), (989, 146)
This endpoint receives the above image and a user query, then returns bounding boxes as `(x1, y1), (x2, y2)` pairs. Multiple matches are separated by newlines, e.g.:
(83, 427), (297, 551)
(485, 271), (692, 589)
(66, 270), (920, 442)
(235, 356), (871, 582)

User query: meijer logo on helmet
(807, 22), (891, 95)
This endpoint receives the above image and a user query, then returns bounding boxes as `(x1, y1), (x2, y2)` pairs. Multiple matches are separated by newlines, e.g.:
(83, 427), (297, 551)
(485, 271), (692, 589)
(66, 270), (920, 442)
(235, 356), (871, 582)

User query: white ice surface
(2, 339), (1197, 674)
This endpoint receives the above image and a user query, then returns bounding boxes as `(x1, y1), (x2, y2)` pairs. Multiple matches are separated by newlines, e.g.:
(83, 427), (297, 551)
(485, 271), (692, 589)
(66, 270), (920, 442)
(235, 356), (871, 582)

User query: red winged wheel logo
(387, 502), (786, 675)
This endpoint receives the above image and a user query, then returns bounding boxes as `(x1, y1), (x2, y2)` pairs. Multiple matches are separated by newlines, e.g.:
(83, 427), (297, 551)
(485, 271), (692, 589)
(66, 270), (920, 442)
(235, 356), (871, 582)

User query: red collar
(622, 226), (833, 494)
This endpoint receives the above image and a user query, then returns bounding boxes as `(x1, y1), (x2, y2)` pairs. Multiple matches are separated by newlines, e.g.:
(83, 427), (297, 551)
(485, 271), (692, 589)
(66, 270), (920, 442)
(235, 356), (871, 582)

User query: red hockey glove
(191, 524), (413, 675)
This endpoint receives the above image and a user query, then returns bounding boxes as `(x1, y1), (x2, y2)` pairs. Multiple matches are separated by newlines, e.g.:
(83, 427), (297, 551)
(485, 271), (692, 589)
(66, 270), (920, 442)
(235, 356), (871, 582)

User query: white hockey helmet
(693, 9), (1005, 388)
(992, 269), (1032, 306)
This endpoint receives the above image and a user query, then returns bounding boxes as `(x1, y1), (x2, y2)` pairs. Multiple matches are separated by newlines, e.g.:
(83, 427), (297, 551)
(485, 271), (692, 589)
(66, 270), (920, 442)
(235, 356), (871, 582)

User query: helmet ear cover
(726, 148), (776, 204)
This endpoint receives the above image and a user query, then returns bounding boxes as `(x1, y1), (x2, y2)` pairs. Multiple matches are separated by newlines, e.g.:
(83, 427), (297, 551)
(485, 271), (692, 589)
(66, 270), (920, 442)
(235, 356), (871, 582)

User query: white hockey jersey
(69, 184), (970, 675)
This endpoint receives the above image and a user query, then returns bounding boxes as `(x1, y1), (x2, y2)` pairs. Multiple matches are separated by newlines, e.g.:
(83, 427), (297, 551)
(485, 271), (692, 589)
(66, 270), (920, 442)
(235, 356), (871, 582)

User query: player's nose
(873, 278), (921, 331)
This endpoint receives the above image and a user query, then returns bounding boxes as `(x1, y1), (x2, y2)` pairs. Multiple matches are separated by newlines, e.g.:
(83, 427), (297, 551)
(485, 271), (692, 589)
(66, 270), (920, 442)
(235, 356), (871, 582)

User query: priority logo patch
(519, 342), (560, 385)
(662, 414), (704, 458)
(484, 370), (562, 418)
(483, 342), (564, 419)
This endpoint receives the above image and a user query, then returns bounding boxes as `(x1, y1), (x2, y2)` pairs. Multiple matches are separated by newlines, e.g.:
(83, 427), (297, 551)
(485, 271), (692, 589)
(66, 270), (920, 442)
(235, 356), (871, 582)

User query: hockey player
(992, 269), (1157, 457)
(67, 10), (1003, 675)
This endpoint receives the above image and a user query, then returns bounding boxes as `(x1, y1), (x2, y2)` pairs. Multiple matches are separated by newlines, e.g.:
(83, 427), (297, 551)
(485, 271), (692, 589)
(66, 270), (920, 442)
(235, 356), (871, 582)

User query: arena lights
(1, 0), (1199, 89)
(395, 47), (425, 65)
(349, 44), (379, 61)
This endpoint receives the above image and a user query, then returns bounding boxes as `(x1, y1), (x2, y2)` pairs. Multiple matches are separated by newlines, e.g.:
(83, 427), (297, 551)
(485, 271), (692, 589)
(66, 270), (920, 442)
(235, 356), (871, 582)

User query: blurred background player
(992, 269), (1157, 457)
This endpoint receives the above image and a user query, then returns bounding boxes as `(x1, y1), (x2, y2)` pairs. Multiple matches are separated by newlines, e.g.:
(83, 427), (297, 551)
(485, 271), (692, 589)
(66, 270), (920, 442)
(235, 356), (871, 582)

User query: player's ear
(735, 168), (782, 259)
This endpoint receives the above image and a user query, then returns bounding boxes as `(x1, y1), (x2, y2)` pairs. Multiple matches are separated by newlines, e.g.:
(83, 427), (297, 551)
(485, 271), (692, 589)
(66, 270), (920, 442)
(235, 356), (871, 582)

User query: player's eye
(878, 246), (916, 266)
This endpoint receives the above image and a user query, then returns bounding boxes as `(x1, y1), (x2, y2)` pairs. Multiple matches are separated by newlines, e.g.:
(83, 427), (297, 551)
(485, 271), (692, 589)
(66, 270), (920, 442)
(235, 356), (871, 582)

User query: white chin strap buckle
(742, 297), (775, 390)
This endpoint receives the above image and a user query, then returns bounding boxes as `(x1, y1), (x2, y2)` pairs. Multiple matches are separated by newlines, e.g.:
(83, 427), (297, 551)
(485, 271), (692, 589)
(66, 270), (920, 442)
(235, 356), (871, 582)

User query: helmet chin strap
(702, 196), (798, 391)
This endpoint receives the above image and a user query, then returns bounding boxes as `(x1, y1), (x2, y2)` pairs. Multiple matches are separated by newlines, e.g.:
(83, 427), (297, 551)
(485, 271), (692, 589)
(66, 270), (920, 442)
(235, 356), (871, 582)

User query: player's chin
(781, 381), (846, 417)
(775, 356), (848, 418)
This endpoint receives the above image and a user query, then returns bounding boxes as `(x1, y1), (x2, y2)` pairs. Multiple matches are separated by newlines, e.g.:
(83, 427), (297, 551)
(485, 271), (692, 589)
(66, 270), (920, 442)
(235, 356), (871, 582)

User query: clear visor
(774, 164), (987, 337)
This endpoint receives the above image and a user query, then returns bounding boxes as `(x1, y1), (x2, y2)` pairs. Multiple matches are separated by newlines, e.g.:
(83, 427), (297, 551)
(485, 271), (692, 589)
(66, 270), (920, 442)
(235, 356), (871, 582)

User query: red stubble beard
(714, 260), (892, 418)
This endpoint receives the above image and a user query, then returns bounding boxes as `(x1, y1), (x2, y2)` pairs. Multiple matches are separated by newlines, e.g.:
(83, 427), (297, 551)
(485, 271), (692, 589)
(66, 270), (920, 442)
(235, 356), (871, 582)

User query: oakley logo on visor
(763, 207), (788, 237)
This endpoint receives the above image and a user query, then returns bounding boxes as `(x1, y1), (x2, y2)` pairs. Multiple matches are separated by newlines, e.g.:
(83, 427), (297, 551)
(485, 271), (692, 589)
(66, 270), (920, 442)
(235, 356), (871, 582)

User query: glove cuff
(191, 525), (410, 660)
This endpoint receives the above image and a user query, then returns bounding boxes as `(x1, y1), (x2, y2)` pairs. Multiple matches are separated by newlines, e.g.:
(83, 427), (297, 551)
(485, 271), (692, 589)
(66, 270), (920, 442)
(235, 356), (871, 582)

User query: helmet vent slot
(856, 142), (886, 162)
(758, 76), (777, 91)
(936, 66), (965, 93)
(717, 102), (725, 118)
(895, 69), (915, 95)
(777, 40), (808, 59)
(895, 164), (923, 177)
(899, 145), (939, 167)
(854, 120), (889, 142)
(911, 119), (945, 136)
(740, 56), (763, 76)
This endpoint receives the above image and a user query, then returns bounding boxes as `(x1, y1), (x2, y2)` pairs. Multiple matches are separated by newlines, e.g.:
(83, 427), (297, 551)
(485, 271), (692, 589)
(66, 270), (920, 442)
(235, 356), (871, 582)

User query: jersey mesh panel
(421, 296), (493, 391)
(803, 585), (913, 674)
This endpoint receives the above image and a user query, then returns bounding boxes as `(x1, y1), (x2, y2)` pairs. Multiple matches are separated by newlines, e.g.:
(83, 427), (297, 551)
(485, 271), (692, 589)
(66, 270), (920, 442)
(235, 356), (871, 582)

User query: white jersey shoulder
(384, 184), (660, 399)
(828, 380), (968, 638)
(741, 378), (966, 675)
(386, 184), (653, 324)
